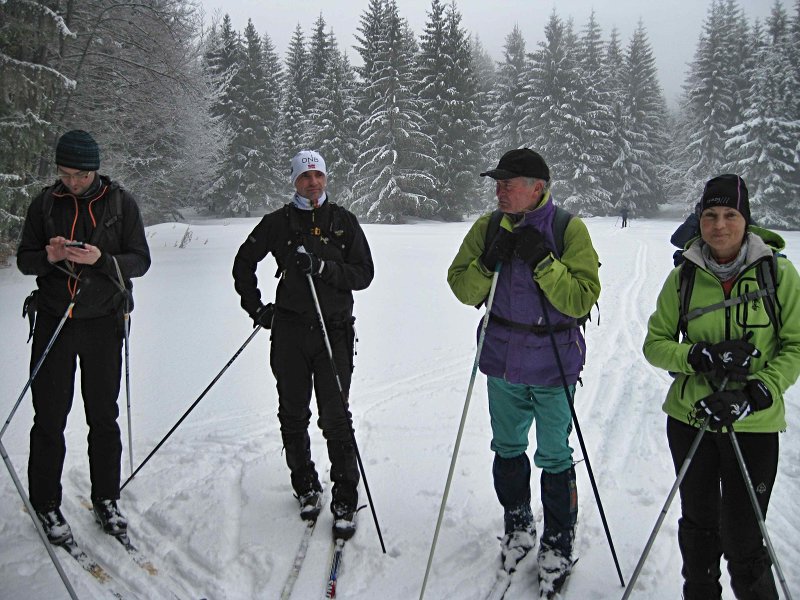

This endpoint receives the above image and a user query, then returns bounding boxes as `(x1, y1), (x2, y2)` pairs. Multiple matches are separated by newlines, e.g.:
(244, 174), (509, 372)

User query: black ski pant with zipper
(28, 311), (123, 512)
(270, 317), (358, 510)
(667, 417), (779, 600)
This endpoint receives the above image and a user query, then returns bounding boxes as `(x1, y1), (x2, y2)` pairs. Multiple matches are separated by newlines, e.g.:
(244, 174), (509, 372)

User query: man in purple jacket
(447, 149), (600, 597)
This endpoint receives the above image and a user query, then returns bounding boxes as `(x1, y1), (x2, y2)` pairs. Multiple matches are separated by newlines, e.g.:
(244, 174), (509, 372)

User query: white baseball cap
(290, 150), (327, 184)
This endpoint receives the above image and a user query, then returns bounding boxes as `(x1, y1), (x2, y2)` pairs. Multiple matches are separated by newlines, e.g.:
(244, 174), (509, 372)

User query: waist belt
(489, 312), (577, 334)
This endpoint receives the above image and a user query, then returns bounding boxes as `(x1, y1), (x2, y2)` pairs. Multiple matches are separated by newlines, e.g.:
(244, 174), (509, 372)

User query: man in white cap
(232, 150), (374, 540)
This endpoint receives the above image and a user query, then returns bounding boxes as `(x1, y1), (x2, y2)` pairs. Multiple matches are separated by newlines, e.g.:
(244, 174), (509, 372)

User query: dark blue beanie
(56, 130), (100, 171)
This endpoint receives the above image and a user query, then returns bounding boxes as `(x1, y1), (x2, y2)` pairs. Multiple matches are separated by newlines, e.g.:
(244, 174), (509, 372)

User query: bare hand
(46, 237), (68, 263)
(65, 241), (101, 265)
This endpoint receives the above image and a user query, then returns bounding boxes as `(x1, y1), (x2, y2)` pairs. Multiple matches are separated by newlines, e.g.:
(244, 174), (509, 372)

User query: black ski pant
(28, 311), (123, 512)
(270, 318), (358, 509)
(667, 417), (779, 600)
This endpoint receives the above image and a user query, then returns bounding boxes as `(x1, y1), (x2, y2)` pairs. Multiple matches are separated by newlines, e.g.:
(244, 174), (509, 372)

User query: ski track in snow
(1, 216), (798, 599)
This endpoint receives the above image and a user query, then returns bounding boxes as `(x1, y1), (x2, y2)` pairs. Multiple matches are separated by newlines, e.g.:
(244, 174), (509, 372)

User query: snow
(1, 216), (799, 599)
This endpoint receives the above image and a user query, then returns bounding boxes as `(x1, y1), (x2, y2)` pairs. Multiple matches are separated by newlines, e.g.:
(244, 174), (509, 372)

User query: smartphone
(65, 241), (86, 248)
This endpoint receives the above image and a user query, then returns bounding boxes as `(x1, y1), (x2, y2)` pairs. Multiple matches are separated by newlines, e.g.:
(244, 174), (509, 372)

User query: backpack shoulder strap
(678, 261), (697, 340)
(42, 187), (56, 240)
(552, 205), (573, 257)
(484, 209), (504, 249)
(755, 254), (781, 334)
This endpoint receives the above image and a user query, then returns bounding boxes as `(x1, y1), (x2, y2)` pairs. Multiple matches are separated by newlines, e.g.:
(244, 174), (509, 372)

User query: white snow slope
(1, 216), (798, 600)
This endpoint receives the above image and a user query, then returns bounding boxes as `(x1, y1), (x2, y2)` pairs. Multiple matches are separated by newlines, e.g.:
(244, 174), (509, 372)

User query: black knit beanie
(55, 130), (100, 171)
(701, 174), (750, 224)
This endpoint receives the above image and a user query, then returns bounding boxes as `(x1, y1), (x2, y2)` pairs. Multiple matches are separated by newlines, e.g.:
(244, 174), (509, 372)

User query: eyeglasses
(57, 170), (92, 182)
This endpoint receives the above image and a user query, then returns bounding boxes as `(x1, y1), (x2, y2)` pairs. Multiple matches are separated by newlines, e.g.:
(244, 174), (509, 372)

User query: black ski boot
(92, 499), (128, 536)
(538, 467), (577, 598)
(35, 505), (73, 545)
(328, 440), (359, 540)
(331, 502), (357, 540)
(297, 490), (323, 522)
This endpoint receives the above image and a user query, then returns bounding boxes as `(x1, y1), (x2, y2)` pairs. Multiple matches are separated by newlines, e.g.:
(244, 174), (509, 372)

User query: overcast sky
(198, 0), (777, 107)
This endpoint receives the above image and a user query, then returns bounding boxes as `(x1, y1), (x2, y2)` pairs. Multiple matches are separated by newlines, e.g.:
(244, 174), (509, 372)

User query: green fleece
(446, 201), (600, 317)
(643, 227), (800, 432)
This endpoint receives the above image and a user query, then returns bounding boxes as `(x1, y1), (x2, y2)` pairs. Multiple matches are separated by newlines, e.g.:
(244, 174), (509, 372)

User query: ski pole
(121, 326), (263, 490)
(419, 264), (502, 600)
(305, 272), (386, 554)
(537, 286), (625, 588)
(0, 299), (79, 599)
(0, 299), (75, 439)
(727, 427), (793, 600)
(112, 257), (135, 478)
(621, 416), (711, 598)
(123, 310), (133, 477)
(623, 374), (730, 599)
(0, 439), (79, 599)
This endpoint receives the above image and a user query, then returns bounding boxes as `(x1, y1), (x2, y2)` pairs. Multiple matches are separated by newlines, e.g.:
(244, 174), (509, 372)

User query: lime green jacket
(643, 227), (800, 432)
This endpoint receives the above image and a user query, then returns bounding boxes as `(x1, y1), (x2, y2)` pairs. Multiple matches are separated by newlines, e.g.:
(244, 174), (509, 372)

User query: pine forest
(1, 0), (799, 262)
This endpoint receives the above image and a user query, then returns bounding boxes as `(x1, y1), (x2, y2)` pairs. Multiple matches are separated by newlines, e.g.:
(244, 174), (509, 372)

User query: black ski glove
(251, 303), (274, 329)
(694, 379), (773, 431)
(687, 339), (761, 382)
(480, 227), (515, 271)
(514, 227), (550, 268)
(295, 251), (324, 276)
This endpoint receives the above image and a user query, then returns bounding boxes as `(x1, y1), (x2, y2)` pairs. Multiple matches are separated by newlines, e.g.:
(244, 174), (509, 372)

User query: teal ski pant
(487, 376), (574, 473)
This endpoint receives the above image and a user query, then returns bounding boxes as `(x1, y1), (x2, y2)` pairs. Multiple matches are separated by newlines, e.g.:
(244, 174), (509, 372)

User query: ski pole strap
(489, 312), (577, 334)
(682, 287), (773, 327)
(22, 290), (38, 343)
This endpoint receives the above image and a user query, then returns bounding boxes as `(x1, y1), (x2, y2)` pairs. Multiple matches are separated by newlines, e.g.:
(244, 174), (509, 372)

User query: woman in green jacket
(643, 174), (800, 599)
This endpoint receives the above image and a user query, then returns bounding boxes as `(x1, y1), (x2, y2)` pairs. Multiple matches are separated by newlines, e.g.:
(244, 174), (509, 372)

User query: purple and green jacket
(447, 193), (601, 386)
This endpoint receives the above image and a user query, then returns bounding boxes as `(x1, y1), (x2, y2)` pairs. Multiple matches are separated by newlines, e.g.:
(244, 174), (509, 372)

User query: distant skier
(232, 150), (374, 540)
(447, 148), (601, 597)
(620, 207), (629, 228)
(16, 129), (151, 544)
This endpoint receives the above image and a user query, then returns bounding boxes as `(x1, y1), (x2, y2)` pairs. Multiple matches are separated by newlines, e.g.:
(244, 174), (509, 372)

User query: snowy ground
(1, 215), (798, 600)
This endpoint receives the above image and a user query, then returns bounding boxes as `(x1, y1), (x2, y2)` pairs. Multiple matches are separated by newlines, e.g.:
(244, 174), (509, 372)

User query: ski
(280, 518), (318, 600)
(324, 538), (346, 599)
(56, 537), (126, 599)
(485, 568), (513, 600)
(79, 497), (158, 576)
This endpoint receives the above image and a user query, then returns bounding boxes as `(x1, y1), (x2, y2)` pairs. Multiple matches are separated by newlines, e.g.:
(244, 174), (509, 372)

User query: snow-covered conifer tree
(350, 0), (438, 222)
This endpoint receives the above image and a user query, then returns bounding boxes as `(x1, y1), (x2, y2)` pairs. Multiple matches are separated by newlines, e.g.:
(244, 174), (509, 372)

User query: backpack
(677, 254), (781, 341)
(42, 185), (125, 243)
(484, 206), (599, 329)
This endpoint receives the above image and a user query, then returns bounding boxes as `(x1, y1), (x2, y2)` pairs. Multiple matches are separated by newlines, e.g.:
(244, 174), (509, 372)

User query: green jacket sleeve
(447, 213), (502, 306)
(533, 217), (601, 318)
(642, 268), (694, 373)
(759, 257), (800, 399)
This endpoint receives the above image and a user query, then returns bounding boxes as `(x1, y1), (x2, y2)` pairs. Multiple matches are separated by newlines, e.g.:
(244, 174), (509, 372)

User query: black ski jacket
(232, 200), (373, 323)
(17, 175), (151, 319)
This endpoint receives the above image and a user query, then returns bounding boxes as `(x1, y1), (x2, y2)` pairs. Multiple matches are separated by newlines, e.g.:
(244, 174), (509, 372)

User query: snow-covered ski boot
(298, 490), (323, 522)
(538, 544), (575, 599)
(35, 506), (73, 545)
(331, 502), (357, 540)
(92, 499), (128, 536)
(500, 527), (537, 572)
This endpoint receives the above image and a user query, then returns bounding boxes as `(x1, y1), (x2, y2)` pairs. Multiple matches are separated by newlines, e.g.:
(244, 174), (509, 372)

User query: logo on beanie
(291, 150), (327, 184)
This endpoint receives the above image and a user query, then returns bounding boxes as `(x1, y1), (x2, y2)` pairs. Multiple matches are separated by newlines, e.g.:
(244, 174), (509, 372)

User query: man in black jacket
(16, 130), (151, 544)
(232, 150), (374, 540)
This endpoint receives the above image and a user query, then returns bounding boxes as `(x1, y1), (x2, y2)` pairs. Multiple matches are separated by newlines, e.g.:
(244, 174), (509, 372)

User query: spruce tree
(279, 24), (311, 162)
(489, 26), (529, 156)
(350, 0), (438, 222)
(260, 32), (286, 208)
(615, 22), (669, 213)
(417, 0), (484, 219)
(726, 2), (800, 227)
